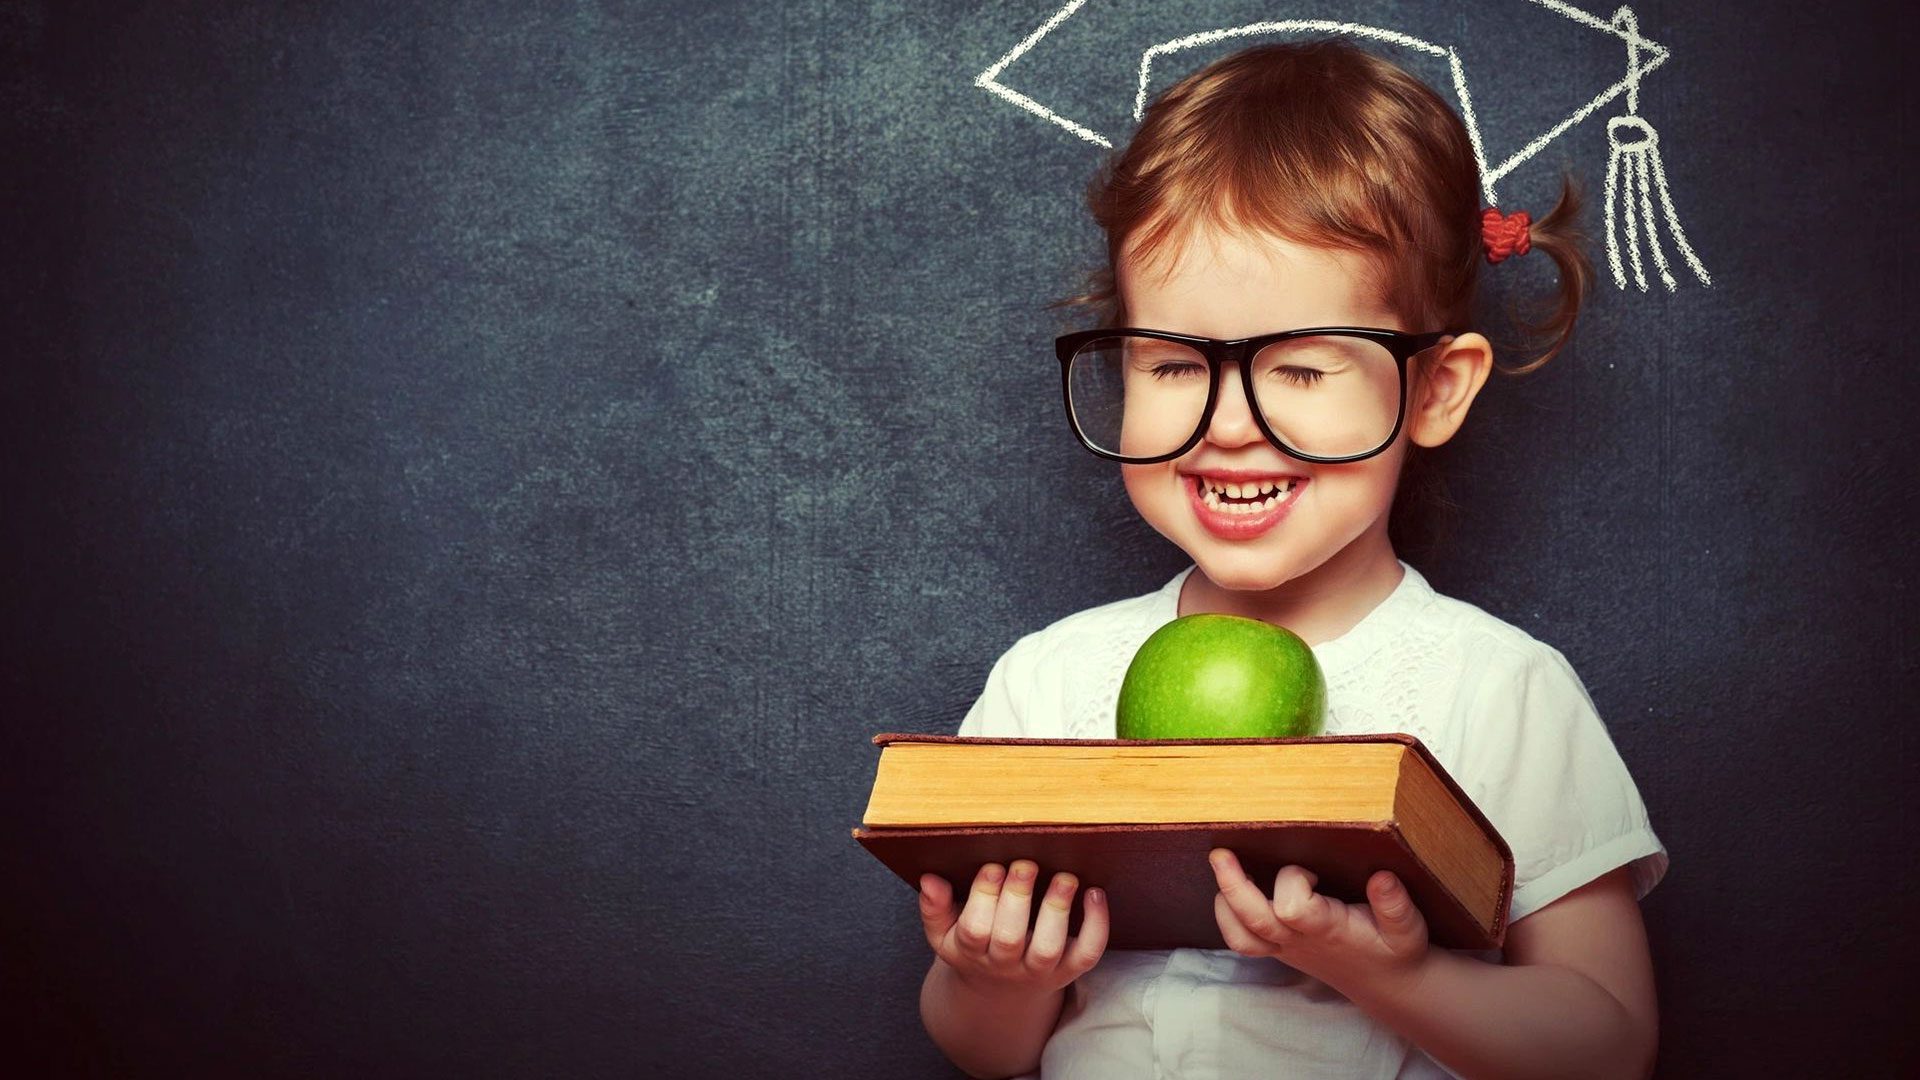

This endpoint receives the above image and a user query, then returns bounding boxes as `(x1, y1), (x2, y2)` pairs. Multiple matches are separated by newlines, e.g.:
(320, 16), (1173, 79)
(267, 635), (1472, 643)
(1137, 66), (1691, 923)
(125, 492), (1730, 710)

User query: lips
(1186, 472), (1305, 540)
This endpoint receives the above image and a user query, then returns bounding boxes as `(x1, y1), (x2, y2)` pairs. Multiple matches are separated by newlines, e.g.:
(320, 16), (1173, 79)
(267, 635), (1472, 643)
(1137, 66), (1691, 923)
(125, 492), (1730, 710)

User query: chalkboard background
(4, 0), (1915, 1075)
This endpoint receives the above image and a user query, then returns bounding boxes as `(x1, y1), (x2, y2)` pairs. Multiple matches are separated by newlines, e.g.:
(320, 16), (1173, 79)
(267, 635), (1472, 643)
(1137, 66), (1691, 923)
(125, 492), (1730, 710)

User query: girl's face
(1116, 225), (1414, 599)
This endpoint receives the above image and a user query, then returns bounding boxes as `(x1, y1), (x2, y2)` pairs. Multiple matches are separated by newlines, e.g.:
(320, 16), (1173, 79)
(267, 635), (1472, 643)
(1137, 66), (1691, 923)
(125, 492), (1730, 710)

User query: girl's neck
(1176, 531), (1406, 647)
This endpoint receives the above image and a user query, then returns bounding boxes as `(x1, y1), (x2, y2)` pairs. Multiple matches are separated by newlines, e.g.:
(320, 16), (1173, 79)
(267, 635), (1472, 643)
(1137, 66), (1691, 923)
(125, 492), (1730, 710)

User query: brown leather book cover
(853, 733), (1514, 952)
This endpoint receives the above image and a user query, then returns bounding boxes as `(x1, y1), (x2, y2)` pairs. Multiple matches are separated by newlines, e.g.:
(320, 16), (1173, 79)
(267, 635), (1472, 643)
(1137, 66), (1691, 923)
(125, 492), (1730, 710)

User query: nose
(1204, 360), (1264, 447)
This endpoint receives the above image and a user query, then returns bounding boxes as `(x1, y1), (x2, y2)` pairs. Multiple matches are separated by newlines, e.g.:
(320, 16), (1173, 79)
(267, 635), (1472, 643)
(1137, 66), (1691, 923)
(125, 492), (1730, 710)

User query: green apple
(1115, 613), (1327, 739)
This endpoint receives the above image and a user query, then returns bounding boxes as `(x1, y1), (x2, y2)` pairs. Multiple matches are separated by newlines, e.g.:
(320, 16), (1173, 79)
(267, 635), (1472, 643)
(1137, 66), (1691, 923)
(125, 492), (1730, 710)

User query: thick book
(853, 732), (1515, 951)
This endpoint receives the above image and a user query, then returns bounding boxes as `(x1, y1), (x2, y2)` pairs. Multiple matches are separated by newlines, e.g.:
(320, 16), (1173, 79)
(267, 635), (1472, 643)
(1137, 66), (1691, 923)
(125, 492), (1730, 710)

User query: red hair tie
(1481, 207), (1532, 264)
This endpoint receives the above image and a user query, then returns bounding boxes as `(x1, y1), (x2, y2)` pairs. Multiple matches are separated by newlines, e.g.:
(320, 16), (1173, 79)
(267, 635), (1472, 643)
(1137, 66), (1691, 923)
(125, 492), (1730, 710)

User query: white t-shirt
(955, 559), (1669, 1080)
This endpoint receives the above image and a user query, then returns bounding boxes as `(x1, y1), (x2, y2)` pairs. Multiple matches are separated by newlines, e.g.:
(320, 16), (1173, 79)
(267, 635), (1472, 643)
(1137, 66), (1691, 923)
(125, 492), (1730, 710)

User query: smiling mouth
(1191, 474), (1300, 514)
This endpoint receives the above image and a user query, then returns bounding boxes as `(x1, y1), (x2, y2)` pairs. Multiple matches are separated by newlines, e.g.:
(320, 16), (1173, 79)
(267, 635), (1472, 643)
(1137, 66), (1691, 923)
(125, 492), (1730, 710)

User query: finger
(1023, 871), (1078, 976)
(1272, 864), (1338, 936)
(1214, 891), (1274, 957)
(953, 863), (1007, 957)
(918, 873), (957, 951)
(1061, 885), (1109, 975)
(987, 860), (1040, 966)
(1210, 849), (1287, 943)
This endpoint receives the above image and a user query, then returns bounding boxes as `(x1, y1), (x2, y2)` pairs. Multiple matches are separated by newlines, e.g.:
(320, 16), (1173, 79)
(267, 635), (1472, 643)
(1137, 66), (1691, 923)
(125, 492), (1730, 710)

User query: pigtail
(1492, 171), (1595, 376)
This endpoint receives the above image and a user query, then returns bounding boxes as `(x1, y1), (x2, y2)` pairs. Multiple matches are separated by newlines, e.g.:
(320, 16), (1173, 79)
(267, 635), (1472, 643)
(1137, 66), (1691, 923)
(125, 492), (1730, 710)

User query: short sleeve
(1458, 642), (1670, 924)
(956, 630), (1046, 739)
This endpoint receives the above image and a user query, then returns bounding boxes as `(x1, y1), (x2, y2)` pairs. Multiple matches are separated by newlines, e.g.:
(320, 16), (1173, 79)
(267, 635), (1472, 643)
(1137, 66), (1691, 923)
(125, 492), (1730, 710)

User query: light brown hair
(1051, 37), (1594, 553)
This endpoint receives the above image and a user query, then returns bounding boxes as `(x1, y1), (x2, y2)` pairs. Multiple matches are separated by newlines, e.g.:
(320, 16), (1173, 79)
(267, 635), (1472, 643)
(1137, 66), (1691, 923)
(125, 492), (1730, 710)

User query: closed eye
(1147, 361), (1207, 379)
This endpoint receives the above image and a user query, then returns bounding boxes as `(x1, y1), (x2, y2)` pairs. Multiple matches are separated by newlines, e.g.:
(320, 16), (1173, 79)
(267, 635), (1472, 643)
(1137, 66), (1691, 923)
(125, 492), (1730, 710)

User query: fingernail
(984, 865), (1004, 885)
(1209, 851), (1227, 871)
(1087, 888), (1104, 905)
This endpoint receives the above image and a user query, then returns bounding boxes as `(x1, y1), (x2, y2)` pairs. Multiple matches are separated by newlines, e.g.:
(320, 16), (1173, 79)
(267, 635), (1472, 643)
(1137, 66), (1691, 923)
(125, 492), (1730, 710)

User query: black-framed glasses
(1053, 326), (1456, 465)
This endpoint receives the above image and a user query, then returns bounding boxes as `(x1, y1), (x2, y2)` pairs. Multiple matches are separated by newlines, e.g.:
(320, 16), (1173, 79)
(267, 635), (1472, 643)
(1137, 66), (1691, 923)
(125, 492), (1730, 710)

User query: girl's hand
(919, 860), (1110, 996)
(1207, 848), (1431, 998)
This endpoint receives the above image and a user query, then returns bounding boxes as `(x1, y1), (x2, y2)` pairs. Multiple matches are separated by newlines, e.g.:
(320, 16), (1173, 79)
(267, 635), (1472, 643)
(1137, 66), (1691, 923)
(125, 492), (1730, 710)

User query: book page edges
(1392, 750), (1503, 935)
(863, 740), (1403, 826)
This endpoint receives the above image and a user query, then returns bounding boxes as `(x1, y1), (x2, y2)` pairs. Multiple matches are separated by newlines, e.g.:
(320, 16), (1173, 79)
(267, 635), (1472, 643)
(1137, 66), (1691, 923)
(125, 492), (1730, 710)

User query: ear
(1407, 332), (1494, 448)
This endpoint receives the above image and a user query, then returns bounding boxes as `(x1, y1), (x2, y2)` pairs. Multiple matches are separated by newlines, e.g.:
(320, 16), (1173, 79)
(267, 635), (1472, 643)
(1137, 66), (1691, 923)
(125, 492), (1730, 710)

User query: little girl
(913, 39), (1669, 1080)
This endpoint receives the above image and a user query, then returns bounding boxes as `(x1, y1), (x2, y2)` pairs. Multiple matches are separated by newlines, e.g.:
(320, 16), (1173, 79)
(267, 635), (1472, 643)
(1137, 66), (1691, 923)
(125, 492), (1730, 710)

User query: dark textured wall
(3, 0), (1915, 1075)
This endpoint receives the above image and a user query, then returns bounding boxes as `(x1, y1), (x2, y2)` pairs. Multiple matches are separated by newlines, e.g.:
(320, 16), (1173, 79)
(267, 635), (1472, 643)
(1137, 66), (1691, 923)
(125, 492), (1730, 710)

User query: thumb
(1368, 872), (1427, 941)
(918, 874), (956, 942)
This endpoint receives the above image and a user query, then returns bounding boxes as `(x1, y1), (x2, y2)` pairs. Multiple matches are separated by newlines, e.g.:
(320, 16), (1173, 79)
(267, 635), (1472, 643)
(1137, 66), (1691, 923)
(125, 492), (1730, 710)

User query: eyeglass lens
(1065, 334), (1400, 459)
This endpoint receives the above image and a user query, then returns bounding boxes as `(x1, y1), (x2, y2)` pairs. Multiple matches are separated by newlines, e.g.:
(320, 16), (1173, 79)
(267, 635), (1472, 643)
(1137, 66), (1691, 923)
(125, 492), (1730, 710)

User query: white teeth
(1203, 477), (1294, 497)
(1199, 478), (1297, 514)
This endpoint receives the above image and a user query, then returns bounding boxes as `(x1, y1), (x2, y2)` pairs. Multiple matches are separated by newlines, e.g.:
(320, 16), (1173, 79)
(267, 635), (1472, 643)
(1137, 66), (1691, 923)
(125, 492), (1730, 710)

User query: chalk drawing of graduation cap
(975, 1), (1711, 291)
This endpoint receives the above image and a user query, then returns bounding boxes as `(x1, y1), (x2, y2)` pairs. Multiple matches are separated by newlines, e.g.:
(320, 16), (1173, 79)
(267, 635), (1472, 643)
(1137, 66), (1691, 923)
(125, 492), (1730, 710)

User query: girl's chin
(1200, 571), (1296, 594)
(1188, 549), (1303, 592)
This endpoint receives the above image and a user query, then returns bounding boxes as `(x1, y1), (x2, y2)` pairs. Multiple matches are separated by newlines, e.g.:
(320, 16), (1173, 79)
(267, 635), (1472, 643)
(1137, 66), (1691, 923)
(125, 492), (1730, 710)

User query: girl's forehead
(1118, 224), (1395, 329)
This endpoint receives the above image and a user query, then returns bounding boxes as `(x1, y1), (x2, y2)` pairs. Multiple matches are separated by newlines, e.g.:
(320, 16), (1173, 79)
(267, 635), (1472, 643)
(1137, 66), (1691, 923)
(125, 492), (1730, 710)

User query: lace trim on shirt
(1320, 609), (1458, 749)
(1067, 610), (1157, 739)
